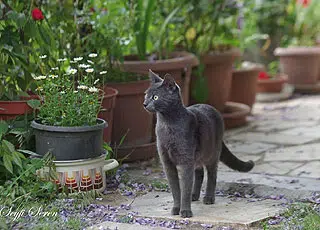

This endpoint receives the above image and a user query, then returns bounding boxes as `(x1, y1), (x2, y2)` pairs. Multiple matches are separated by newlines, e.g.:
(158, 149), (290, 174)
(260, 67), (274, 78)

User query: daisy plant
(33, 54), (106, 127)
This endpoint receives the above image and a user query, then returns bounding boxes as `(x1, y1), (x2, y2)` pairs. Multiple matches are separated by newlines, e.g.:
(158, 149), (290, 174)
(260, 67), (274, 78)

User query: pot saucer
(293, 81), (320, 94)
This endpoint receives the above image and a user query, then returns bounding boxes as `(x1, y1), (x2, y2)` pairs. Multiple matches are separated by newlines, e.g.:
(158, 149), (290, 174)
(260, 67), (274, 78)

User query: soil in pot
(274, 47), (320, 85)
(197, 48), (241, 112)
(257, 74), (288, 93)
(31, 118), (106, 161)
(120, 51), (199, 105)
(229, 67), (262, 110)
(98, 87), (118, 143)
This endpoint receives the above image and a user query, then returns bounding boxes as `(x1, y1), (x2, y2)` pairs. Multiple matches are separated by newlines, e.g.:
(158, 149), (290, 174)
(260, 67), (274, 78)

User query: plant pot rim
(122, 51), (199, 72)
(52, 153), (114, 165)
(274, 46), (320, 56)
(31, 118), (107, 132)
(258, 73), (288, 84)
(103, 87), (119, 99)
(233, 66), (264, 74)
(201, 48), (242, 64)
(222, 101), (250, 118)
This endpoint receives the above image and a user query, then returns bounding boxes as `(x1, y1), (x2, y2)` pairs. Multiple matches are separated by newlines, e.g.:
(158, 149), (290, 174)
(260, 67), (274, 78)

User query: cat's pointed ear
(162, 74), (176, 92)
(149, 69), (162, 84)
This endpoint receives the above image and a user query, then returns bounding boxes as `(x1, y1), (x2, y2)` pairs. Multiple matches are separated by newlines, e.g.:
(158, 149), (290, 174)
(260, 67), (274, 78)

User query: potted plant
(229, 0), (268, 111)
(175, 0), (242, 112)
(30, 56), (107, 161)
(274, 0), (320, 87)
(0, 2), (53, 120)
(257, 61), (288, 93)
(117, 0), (199, 105)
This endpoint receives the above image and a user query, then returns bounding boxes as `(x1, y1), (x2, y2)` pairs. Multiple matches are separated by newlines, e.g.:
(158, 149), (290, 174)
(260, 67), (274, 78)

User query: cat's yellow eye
(153, 95), (159, 100)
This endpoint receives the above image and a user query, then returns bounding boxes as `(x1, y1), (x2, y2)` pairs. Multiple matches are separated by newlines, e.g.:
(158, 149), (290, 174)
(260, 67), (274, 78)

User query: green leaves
(0, 120), (9, 140)
(27, 99), (41, 109)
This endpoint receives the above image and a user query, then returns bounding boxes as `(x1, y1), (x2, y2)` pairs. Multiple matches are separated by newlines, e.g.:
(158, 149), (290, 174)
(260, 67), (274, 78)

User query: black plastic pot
(31, 119), (107, 160)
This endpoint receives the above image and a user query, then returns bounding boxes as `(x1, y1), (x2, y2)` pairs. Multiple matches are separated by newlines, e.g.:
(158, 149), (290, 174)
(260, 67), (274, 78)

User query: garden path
(89, 94), (320, 230)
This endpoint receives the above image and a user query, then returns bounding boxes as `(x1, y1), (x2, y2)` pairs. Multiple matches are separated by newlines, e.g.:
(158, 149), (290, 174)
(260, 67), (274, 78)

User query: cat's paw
(203, 196), (215, 205)
(171, 207), (180, 215)
(192, 193), (200, 201)
(180, 210), (193, 218)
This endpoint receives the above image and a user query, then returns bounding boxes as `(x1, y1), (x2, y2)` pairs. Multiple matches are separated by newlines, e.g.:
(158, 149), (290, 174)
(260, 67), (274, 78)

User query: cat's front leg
(177, 164), (194, 218)
(161, 154), (181, 215)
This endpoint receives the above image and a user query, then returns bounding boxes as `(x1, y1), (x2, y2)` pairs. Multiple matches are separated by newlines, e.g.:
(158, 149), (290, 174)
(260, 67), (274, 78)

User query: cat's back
(187, 104), (223, 125)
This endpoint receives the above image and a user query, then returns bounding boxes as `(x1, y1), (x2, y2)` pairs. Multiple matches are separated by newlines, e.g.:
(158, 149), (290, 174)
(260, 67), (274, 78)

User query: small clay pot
(257, 74), (288, 93)
(229, 66), (262, 110)
(98, 87), (118, 143)
(274, 47), (320, 84)
(199, 48), (241, 112)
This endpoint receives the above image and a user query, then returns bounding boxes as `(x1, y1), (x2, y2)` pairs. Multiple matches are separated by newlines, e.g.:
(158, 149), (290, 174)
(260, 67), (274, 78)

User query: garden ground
(90, 93), (320, 230)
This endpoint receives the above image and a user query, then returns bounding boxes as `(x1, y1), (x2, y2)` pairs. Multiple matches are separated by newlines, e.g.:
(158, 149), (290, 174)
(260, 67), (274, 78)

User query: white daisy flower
(87, 60), (94, 64)
(85, 68), (94, 73)
(88, 87), (99, 93)
(99, 71), (107, 75)
(73, 90), (78, 93)
(79, 64), (91, 68)
(49, 75), (58, 79)
(60, 91), (65, 94)
(77, 85), (88, 90)
(36, 87), (43, 91)
(51, 67), (59, 70)
(33, 75), (47, 80)
(73, 57), (83, 61)
(57, 58), (67, 62)
(67, 68), (78, 75)
(70, 60), (77, 64)
(40, 55), (47, 59)
(93, 79), (100, 85)
(88, 53), (98, 58)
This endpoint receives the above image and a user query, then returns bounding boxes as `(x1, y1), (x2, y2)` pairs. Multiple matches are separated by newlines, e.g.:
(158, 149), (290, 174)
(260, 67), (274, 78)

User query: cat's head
(143, 70), (181, 113)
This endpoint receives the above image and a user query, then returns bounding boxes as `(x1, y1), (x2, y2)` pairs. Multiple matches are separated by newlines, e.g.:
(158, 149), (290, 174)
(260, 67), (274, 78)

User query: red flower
(31, 8), (44, 21)
(90, 7), (95, 12)
(297, 0), (310, 7)
(258, 72), (269, 80)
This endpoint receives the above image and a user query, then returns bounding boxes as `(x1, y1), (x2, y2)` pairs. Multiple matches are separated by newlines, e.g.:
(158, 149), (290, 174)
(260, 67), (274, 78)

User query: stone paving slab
(128, 192), (285, 226)
(250, 162), (304, 175)
(279, 126), (320, 138)
(264, 143), (320, 162)
(228, 132), (317, 145)
(225, 141), (278, 154)
(288, 161), (320, 179)
(89, 221), (167, 230)
(253, 120), (318, 132)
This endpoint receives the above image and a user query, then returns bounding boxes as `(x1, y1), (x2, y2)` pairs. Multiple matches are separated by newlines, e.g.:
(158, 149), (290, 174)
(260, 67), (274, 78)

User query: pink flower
(258, 72), (269, 80)
(31, 8), (44, 21)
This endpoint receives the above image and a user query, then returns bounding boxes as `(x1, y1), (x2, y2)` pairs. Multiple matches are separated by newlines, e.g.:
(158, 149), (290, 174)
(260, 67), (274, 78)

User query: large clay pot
(200, 49), (241, 112)
(274, 47), (320, 84)
(121, 51), (199, 105)
(98, 87), (118, 143)
(108, 80), (156, 161)
(229, 67), (262, 110)
(257, 74), (288, 93)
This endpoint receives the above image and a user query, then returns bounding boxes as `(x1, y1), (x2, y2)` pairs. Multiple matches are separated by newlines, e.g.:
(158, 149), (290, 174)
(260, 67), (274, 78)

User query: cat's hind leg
(192, 167), (204, 201)
(203, 163), (218, 204)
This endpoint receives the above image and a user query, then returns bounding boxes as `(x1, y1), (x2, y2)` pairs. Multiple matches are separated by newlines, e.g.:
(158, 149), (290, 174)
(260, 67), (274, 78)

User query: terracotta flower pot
(200, 48), (241, 112)
(98, 87), (118, 143)
(107, 80), (156, 161)
(274, 47), (320, 85)
(229, 67), (262, 110)
(257, 74), (288, 93)
(222, 102), (251, 129)
(121, 51), (199, 105)
(0, 94), (39, 120)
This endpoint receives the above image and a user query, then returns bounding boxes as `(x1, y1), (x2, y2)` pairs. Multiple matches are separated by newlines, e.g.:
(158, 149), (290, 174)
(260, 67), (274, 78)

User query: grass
(262, 202), (320, 230)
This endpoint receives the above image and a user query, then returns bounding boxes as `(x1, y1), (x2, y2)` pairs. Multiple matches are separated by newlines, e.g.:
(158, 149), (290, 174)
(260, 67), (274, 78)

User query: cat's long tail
(220, 142), (254, 172)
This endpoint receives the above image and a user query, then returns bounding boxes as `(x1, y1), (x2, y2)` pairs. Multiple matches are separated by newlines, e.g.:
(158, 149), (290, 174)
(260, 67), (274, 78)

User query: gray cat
(143, 70), (254, 218)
